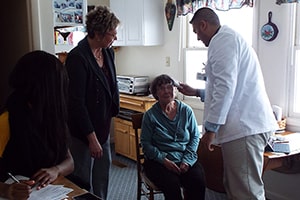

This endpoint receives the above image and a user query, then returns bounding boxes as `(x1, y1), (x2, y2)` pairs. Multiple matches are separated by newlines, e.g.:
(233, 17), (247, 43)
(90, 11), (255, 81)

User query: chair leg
(137, 180), (142, 200)
(149, 189), (154, 200)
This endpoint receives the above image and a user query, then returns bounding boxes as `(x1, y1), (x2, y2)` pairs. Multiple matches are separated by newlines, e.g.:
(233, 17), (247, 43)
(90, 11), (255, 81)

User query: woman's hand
(5, 180), (34, 200)
(87, 132), (103, 159)
(163, 158), (181, 174)
(180, 162), (190, 173)
(31, 166), (59, 189)
(30, 149), (74, 189)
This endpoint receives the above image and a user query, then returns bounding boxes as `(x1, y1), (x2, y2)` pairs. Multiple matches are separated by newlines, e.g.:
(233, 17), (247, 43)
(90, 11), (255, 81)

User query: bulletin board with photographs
(53, 0), (87, 26)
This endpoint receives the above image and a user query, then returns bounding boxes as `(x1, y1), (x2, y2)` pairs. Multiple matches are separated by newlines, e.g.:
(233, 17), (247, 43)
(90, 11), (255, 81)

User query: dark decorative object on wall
(261, 11), (279, 42)
(165, 0), (176, 31)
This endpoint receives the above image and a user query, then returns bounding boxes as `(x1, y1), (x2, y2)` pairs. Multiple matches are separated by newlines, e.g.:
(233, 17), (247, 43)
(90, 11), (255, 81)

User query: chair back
(131, 112), (162, 200)
(197, 141), (226, 193)
(131, 113), (145, 175)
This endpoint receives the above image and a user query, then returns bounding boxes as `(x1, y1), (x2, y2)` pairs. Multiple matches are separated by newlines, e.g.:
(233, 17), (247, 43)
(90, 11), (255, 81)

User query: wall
(256, 1), (293, 116)
(88, 0), (109, 6)
(0, 0), (32, 107)
(114, 1), (183, 86)
(30, 0), (54, 53)
(256, 2), (300, 200)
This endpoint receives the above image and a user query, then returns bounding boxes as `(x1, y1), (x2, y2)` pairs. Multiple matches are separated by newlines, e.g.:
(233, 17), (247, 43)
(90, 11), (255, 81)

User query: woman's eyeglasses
(106, 32), (117, 38)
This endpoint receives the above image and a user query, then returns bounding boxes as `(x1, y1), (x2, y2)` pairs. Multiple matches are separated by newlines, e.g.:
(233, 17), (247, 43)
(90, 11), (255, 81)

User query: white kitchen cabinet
(110, 0), (164, 46)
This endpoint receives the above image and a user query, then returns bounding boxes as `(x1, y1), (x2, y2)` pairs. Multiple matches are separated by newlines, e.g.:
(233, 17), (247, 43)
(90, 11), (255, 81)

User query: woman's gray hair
(85, 5), (120, 38)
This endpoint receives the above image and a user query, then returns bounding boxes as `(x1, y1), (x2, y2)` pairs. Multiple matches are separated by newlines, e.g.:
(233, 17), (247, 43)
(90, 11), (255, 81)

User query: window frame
(287, 3), (300, 120)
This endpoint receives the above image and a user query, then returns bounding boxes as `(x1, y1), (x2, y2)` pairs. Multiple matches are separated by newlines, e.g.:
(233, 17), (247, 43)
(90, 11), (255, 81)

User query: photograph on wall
(53, 0), (85, 26)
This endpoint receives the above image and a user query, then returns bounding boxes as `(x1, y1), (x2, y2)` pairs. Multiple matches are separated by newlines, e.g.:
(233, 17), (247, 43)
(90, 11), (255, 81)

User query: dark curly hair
(150, 74), (175, 100)
(85, 5), (120, 38)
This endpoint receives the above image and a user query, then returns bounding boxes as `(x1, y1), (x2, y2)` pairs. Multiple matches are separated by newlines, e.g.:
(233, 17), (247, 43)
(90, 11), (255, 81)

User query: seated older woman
(140, 74), (206, 200)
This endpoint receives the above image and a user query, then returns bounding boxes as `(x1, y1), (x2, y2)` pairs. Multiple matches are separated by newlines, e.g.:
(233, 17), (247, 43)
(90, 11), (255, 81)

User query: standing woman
(65, 5), (120, 199)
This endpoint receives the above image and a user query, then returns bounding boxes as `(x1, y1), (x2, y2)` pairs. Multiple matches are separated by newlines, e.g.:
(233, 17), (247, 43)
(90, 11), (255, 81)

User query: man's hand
(177, 83), (197, 96)
(201, 131), (216, 151)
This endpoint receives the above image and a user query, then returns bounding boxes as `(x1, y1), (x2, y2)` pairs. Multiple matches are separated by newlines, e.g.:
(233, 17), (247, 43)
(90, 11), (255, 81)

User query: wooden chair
(131, 113), (163, 200)
(197, 141), (226, 193)
(197, 139), (285, 194)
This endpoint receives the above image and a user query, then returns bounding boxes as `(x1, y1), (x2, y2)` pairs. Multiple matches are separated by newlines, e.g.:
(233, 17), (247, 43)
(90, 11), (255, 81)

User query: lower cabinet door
(114, 118), (130, 156)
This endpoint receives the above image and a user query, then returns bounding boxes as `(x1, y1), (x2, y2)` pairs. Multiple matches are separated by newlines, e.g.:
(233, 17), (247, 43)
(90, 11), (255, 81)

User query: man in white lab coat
(178, 7), (278, 200)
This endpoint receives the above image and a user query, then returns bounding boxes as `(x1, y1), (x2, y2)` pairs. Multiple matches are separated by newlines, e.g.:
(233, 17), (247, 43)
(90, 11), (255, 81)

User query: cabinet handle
(118, 129), (128, 134)
(120, 100), (143, 107)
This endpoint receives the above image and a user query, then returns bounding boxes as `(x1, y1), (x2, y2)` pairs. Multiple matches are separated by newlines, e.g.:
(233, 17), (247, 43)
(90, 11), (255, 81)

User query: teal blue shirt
(140, 100), (200, 166)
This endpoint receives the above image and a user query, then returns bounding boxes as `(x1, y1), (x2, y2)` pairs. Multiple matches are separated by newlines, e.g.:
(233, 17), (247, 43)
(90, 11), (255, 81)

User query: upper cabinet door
(110, 0), (126, 46)
(110, 0), (164, 46)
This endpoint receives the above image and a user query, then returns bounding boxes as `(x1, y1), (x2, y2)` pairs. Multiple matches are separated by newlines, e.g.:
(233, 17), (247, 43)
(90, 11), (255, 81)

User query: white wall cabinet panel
(110, 0), (126, 45)
(110, 0), (164, 46)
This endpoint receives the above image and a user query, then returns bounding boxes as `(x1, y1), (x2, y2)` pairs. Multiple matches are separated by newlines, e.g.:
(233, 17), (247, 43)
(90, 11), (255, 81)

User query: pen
(7, 172), (20, 183)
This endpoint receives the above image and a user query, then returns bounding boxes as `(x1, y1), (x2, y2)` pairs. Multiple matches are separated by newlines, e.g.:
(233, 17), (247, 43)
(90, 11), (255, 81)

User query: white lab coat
(203, 25), (278, 144)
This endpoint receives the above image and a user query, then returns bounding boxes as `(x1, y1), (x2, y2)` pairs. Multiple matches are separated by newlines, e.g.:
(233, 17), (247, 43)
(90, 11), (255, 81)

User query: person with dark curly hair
(0, 50), (74, 200)
(65, 5), (120, 199)
(141, 74), (206, 200)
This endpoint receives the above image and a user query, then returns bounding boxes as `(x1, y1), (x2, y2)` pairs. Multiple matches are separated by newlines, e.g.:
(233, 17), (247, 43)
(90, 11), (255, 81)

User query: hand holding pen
(5, 172), (35, 200)
(7, 173), (20, 183)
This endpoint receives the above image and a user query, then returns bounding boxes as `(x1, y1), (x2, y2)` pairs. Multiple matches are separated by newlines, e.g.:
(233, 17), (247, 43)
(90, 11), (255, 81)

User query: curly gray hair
(85, 5), (120, 38)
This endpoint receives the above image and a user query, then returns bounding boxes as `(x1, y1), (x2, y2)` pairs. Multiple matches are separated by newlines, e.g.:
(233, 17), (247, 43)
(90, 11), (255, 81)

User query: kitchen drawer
(119, 94), (156, 112)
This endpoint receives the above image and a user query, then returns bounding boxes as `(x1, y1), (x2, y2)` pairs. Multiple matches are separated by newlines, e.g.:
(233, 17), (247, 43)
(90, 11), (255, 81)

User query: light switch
(165, 56), (170, 67)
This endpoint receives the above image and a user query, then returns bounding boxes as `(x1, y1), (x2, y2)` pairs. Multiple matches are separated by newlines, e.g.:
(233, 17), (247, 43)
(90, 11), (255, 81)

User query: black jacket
(65, 37), (119, 145)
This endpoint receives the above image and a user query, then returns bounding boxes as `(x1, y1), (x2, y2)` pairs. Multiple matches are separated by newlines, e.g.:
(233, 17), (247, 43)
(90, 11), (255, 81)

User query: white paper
(1, 175), (73, 200)
(271, 133), (300, 153)
(272, 105), (282, 122)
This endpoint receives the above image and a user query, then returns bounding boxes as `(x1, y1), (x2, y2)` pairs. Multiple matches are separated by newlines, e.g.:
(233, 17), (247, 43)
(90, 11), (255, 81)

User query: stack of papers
(268, 133), (300, 153)
(1, 175), (73, 200)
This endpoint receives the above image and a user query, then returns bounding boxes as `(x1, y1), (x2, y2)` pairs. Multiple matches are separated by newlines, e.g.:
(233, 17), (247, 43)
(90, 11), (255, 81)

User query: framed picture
(53, 0), (87, 26)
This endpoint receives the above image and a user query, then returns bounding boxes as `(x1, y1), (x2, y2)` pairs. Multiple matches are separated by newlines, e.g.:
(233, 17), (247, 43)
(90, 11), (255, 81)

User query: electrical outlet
(165, 56), (170, 67)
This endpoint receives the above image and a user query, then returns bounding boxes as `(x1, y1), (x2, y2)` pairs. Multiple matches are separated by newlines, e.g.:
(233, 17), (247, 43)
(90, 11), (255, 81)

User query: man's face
(192, 21), (209, 47)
